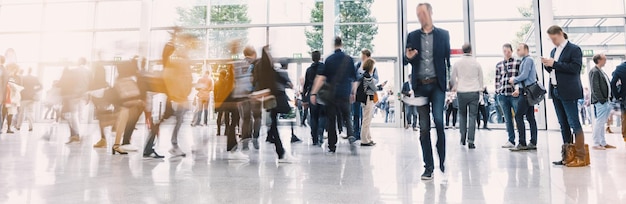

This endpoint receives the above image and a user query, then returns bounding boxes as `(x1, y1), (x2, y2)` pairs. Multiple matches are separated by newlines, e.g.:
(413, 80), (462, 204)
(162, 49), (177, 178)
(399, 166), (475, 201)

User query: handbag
(521, 57), (546, 105)
(114, 77), (141, 100)
(523, 82), (546, 105)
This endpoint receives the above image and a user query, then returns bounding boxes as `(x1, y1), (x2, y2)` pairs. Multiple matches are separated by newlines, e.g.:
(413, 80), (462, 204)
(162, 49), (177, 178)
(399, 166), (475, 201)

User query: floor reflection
(1, 124), (626, 203)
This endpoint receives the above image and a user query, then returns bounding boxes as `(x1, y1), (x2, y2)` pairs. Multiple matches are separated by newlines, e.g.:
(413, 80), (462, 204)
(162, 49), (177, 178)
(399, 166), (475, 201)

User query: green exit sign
(114, 56), (122, 61)
(293, 53), (302, 59)
(583, 50), (594, 57)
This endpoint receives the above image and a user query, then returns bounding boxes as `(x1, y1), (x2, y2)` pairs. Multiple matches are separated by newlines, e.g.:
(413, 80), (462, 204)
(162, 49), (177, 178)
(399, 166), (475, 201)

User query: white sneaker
(501, 142), (515, 148)
(169, 147), (187, 157)
(278, 154), (299, 163)
(119, 144), (138, 152)
(592, 145), (606, 150)
(226, 151), (249, 160)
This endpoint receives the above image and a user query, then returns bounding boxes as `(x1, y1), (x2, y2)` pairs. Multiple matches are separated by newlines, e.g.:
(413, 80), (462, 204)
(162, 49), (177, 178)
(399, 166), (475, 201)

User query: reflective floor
(1, 123), (625, 204)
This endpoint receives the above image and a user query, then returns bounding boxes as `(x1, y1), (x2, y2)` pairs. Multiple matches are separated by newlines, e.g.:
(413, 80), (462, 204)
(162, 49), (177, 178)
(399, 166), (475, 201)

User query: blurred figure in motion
(257, 46), (297, 162)
(60, 58), (91, 144)
(214, 69), (230, 136)
(3, 63), (22, 134)
(43, 81), (62, 123)
(192, 71), (213, 127)
(244, 45), (263, 150)
(0, 56), (7, 133)
(16, 67), (42, 132)
(160, 30), (196, 157)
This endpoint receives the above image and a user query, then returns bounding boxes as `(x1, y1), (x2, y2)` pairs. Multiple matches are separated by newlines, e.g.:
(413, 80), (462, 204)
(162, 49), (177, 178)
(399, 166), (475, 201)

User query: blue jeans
(405, 105), (417, 128)
(592, 102), (610, 146)
(414, 83), (446, 173)
(496, 94), (519, 144)
(551, 88), (582, 144)
(515, 93), (537, 146)
(352, 102), (362, 140)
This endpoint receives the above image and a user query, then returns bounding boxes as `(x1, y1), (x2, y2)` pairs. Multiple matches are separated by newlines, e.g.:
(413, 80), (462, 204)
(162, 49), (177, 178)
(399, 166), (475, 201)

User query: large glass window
(95, 1), (141, 29)
(0, 34), (40, 62)
(94, 31), (141, 61)
(0, 5), (43, 32)
(41, 32), (93, 61)
(407, 0), (464, 22)
(44, 3), (94, 30)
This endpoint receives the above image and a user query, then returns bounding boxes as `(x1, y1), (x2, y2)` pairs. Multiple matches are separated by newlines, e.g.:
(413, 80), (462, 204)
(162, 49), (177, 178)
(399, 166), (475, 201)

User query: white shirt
(450, 55), (484, 93)
(550, 40), (568, 85)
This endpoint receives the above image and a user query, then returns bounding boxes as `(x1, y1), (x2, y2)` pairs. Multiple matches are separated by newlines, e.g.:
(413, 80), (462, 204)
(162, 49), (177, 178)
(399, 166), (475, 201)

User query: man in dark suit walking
(404, 3), (451, 180)
(542, 25), (587, 167)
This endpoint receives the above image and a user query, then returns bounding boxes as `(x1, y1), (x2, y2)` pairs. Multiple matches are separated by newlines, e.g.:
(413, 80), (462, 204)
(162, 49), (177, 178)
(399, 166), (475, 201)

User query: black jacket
(303, 62), (323, 102)
(589, 66), (610, 104)
(611, 62), (626, 101)
(545, 41), (583, 101)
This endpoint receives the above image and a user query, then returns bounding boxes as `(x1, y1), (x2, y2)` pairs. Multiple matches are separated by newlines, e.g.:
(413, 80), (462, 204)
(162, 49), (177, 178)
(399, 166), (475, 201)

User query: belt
(420, 77), (437, 84)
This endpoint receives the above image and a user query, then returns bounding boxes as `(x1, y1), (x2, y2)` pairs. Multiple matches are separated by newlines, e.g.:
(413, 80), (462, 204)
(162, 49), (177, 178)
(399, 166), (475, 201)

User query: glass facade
(0, 0), (624, 129)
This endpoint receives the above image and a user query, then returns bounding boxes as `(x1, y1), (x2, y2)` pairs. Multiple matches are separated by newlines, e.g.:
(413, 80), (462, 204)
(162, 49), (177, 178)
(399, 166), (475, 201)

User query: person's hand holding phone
(406, 47), (418, 59)
(541, 56), (555, 67)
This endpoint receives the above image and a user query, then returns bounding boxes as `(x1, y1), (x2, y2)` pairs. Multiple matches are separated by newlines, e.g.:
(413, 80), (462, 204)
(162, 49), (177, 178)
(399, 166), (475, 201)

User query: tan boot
(566, 132), (588, 167)
(93, 138), (107, 148)
(584, 144), (590, 166)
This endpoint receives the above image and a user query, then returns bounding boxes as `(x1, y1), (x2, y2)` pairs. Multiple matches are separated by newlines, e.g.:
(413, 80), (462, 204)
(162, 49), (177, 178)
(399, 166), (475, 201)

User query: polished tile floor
(1, 123), (625, 204)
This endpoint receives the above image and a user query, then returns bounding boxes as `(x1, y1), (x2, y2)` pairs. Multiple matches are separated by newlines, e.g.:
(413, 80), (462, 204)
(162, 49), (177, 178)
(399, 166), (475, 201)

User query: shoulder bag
(521, 58), (546, 105)
(318, 58), (350, 105)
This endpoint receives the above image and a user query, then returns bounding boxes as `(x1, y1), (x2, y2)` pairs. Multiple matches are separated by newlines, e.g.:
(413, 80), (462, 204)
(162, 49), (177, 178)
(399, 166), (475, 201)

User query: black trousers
(325, 97), (354, 151)
(269, 109), (286, 158)
(225, 103), (240, 151)
(445, 107), (458, 126)
(310, 103), (322, 144)
(476, 105), (488, 128)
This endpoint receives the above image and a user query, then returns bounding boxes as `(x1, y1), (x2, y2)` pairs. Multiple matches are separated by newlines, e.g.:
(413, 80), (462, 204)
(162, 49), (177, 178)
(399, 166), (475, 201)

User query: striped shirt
(495, 58), (521, 96)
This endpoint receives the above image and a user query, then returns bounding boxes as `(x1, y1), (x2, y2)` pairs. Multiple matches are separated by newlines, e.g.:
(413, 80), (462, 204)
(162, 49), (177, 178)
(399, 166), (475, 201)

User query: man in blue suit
(403, 3), (451, 180)
(541, 25), (587, 167)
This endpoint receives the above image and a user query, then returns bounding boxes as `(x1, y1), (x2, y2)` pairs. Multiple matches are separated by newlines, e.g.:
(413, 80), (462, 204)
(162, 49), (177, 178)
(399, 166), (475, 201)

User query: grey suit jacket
(589, 66), (610, 104)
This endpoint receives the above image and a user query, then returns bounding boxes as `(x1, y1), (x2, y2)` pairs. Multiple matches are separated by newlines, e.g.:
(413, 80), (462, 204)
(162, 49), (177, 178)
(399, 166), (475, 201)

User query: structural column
(323, 0), (336, 57)
(535, 0), (554, 130)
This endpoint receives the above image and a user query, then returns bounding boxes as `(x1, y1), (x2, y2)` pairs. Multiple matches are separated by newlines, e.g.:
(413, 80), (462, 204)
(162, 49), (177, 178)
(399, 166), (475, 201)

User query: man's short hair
(547, 25), (569, 40)
(503, 43), (513, 51)
(462, 43), (472, 54)
(593, 54), (605, 64)
(361, 49), (372, 57)
(334, 36), (343, 47)
(363, 59), (376, 73)
(519, 43), (529, 51)
(312, 51), (321, 62)
(243, 46), (256, 57)
(417, 3), (433, 13)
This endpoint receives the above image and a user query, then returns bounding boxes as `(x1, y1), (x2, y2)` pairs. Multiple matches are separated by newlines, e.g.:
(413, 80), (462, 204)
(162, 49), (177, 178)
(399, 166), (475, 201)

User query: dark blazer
(545, 41), (583, 101)
(610, 62), (626, 100)
(588, 66), (610, 104)
(401, 81), (411, 97)
(403, 27), (451, 93)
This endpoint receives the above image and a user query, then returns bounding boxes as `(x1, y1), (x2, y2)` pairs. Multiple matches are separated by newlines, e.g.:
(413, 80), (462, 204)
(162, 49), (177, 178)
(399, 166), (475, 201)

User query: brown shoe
(566, 158), (588, 167)
(604, 144), (617, 149)
(606, 127), (613, 133)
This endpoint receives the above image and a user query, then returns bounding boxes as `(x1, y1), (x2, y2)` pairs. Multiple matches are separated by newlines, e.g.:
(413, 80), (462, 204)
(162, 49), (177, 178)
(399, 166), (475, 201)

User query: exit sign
(583, 50), (594, 57)
(293, 53), (302, 59)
